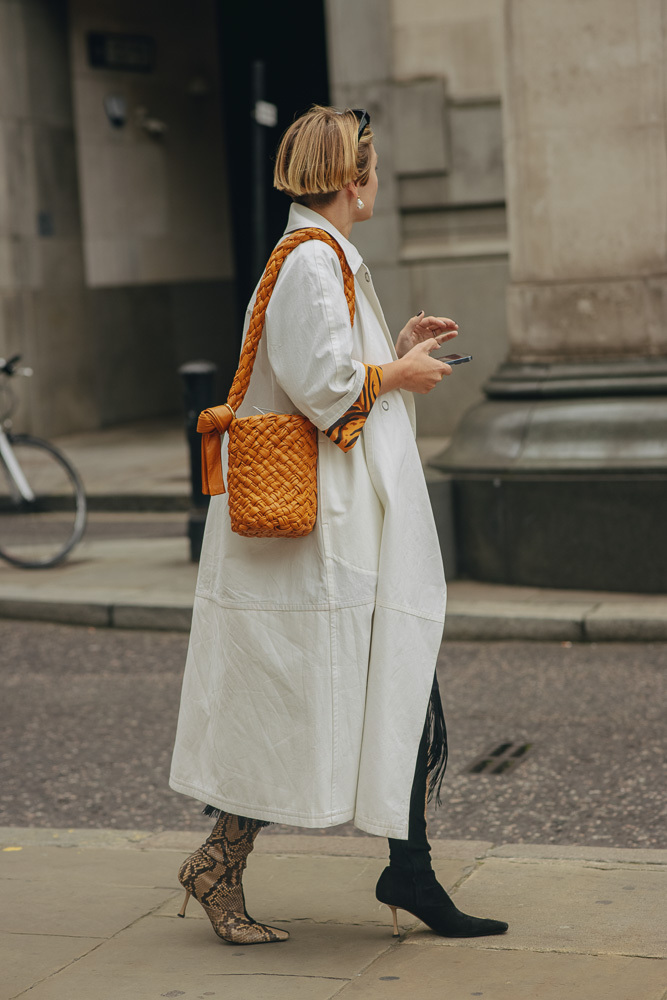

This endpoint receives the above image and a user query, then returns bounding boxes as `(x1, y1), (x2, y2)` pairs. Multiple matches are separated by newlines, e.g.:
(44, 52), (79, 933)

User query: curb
(2, 827), (666, 864)
(0, 598), (192, 632)
(2, 596), (667, 640)
(86, 494), (190, 513)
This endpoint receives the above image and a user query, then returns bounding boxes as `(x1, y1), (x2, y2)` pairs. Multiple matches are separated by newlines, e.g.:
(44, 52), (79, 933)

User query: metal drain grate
(468, 741), (532, 775)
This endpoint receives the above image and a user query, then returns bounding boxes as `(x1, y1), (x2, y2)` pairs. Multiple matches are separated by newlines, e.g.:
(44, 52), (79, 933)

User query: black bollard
(178, 360), (218, 561)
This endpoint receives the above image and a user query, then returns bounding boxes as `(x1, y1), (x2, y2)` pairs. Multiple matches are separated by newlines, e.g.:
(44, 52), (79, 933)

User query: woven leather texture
(198, 228), (356, 539)
(228, 414), (318, 537)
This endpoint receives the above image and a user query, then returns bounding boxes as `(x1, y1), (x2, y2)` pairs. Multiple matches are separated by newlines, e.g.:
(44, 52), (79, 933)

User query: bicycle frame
(0, 427), (35, 502)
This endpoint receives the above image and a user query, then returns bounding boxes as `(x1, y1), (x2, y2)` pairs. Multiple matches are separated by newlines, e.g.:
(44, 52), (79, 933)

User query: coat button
(381, 400), (389, 411)
(364, 272), (371, 282)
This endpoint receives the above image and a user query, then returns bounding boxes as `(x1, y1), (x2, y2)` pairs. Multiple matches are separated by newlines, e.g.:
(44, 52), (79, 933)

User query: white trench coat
(170, 204), (446, 839)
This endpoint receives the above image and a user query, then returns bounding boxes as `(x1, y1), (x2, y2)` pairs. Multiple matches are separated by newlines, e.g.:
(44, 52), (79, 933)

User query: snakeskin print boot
(177, 812), (289, 945)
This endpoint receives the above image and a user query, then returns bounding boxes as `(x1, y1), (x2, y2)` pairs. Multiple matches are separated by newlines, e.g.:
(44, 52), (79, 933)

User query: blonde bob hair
(273, 105), (374, 208)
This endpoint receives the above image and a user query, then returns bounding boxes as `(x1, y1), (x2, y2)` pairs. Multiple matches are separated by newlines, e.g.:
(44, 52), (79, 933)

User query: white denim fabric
(169, 204), (447, 838)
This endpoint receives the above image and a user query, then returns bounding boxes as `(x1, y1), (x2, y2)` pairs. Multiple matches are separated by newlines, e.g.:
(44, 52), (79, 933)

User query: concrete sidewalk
(1, 418), (666, 640)
(2, 827), (665, 1000)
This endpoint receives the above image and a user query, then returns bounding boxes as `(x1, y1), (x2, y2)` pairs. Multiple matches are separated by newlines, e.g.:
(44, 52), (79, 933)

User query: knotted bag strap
(197, 228), (356, 496)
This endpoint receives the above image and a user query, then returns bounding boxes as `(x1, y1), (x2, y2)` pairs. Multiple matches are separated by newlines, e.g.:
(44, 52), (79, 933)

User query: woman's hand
(379, 339), (452, 396)
(395, 311), (458, 359)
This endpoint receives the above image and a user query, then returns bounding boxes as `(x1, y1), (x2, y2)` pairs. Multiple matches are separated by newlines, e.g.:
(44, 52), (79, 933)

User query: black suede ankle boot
(381, 677), (508, 938)
(376, 865), (508, 937)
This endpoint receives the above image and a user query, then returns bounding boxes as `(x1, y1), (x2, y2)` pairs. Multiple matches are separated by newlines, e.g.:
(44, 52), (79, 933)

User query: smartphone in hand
(435, 353), (473, 365)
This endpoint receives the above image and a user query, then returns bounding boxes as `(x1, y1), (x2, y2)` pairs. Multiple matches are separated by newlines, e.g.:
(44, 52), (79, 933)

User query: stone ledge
(583, 607), (667, 642)
(111, 603), (192, 631)
(488, 843), (667, 865)
(445, 604), (585, 642)
(0, 827), (153, 850)
(2, 828), (665, 865)
(1, 594), (666, 641)
(0, 598), (111, 628)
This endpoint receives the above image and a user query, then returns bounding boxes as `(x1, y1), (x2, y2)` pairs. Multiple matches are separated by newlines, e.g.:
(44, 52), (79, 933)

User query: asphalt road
(1, 620), (665, 848)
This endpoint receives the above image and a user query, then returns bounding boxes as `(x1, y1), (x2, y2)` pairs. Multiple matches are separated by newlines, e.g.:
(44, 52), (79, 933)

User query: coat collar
(283, 204), (364, 274)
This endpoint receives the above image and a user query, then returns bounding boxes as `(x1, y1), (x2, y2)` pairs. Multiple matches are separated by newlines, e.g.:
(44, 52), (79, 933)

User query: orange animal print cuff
(324, 364), (383, 452)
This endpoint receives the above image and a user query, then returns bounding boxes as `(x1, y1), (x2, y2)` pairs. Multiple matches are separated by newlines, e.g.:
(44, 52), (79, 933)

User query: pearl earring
(357, 197), (364, 210)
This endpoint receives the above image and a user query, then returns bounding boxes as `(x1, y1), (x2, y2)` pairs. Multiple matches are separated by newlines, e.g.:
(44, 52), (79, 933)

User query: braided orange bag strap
(198, 228), (356, 495)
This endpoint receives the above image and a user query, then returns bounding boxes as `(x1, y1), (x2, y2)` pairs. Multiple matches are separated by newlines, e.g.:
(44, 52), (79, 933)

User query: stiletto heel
(177, 889), (191, 918)
(388, 905), (400, 936)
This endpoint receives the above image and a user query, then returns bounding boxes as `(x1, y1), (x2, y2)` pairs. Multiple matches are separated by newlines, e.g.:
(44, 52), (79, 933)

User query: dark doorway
(217, 0), (330, 319)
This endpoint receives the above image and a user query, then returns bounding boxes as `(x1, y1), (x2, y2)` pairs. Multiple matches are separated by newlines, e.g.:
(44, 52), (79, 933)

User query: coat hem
(169, 776), (355, 829)
(354, 815), (410, 840)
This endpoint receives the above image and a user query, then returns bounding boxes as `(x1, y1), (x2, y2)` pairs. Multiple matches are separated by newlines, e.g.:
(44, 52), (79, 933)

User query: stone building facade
(0, 0), (507, 440)
(3, 0), (664, 589)
(0, 0), (239, 438)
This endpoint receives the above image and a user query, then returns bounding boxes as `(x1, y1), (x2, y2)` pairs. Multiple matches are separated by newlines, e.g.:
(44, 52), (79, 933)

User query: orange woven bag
(197, 229), (356, 538)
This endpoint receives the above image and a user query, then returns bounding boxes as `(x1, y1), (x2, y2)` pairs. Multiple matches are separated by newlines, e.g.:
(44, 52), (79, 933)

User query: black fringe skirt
(426, 671), (448, 806)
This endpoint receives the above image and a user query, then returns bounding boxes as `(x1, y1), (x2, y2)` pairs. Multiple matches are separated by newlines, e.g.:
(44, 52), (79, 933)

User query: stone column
(433, 0), (667, 592)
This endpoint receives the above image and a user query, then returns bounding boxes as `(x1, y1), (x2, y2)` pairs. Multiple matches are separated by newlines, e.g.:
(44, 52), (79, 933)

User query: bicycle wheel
(0, 434), (87, 568)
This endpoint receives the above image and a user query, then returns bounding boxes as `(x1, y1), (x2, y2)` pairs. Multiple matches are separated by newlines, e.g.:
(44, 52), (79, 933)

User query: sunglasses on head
(352, 108), (371, 141)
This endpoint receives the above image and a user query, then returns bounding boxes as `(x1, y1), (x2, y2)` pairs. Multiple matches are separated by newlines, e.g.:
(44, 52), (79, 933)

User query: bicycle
(0, 355), (87, 568)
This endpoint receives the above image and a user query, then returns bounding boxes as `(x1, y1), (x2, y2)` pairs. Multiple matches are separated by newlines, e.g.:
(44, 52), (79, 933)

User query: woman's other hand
(380, 339), (452, 395)
(395, 311), (458, 359)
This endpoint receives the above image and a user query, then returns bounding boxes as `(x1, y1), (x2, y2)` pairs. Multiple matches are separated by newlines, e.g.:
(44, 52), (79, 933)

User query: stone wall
(0, 0), (238, 437)
(326, 0), (509, 436)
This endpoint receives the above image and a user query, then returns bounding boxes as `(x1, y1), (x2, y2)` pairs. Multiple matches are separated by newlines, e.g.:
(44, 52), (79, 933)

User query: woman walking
(170, 105), (507, 944)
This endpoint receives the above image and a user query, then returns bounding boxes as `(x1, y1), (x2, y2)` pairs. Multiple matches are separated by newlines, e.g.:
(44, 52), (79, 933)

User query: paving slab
(19, 910), (390, 1000)
(153, 855), (473, 929)
(3, 830), (667, 1000)
(336, 944), (667, 1000)
(0, 537), (197, 607)
(0, 930), (102, 999)
(1, 845), (179, 889)
(407, 857), (667, 958)
(53, 420), (189, 501)
(2, 877), (172, 939)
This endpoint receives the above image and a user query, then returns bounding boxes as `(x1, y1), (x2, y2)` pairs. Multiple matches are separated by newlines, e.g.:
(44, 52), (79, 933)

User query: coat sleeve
(265, 241), (378, 441)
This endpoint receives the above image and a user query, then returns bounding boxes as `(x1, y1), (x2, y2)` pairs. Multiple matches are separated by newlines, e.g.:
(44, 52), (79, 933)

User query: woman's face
(357, 144), (378, 221)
